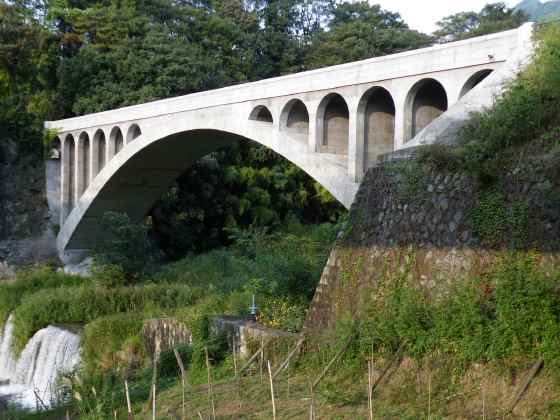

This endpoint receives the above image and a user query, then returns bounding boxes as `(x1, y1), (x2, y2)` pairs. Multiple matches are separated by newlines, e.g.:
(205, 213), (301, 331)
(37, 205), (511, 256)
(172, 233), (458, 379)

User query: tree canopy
(434, 2), (528, 43)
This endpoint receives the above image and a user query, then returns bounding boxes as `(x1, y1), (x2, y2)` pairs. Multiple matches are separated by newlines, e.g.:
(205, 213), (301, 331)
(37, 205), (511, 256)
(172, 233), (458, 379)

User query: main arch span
(45, 24), (534, 257)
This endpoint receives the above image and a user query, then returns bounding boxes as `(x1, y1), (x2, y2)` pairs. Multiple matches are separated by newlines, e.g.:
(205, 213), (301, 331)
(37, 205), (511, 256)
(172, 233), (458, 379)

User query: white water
(0, 315), (81, 409)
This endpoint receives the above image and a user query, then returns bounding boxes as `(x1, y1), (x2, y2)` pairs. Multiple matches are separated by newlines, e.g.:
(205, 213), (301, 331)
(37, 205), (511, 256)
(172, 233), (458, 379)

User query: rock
(142, 318), (192, 362)
(63, 257), (94, 276)
(212, 315), (295, 358)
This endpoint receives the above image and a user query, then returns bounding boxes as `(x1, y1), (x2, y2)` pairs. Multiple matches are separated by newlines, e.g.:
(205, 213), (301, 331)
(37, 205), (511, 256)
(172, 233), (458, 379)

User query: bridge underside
(66, 130), (234, 249)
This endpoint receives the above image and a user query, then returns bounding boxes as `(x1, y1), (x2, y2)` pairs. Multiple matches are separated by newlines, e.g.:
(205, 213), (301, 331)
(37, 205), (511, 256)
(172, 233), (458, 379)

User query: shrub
(12, 283), (196, 353)
(357, 252), (560, 369)
(0, 266), (84, 326)
(456, 22), (560, 182)
(81, 313), (145, 373)
(93, 212), (160, 280)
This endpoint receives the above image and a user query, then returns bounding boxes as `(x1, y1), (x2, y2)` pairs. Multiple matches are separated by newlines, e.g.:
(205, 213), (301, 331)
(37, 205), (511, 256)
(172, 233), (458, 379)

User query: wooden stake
(286, 357), (290, 400)
(66, 410), (70, 420)
(233, 336), (241, 409)
(482, 382), (485, 420)
(272, 335), (305, 379)
(309, 387), (315, 420)
(152, 357), (158, 420)
(205, 347), (216, 420)
(238, 346), (263, 377)
(267, 360), (276, 420)
(114, 410), (118, 420)
(428, 369), (431, 420)
(173, 349), (187, 420)
(508, 359), (544, 414)
(312, 333), (355, 391)
(370, 340), (407, 395)
(367, 360), (373, 420)
(124, 379), (133, 420)
(259, 336), (264, 384)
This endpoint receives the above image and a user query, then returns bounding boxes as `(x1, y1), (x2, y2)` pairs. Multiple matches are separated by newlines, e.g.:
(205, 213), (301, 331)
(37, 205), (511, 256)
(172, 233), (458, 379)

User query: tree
(434, 2), (528, 43)
(0, 3), (59, 153)
(305, 1), (431, 69)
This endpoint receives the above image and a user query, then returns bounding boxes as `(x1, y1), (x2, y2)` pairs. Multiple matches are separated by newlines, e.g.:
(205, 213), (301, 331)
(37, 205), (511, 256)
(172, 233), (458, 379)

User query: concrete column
(308, 100), (320, 153)
(347, 101), (362, 182)
(60, 137), (68, 225)
(105, 130), (111, 164)
(89, 130), (96, 186)
(271, 102), (282, 151)
(73, 134), (81, 208)
(393, 97), (406, 151)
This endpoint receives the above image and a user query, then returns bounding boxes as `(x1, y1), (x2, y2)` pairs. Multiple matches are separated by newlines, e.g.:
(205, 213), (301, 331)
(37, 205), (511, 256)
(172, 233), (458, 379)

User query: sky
(371, 0), (520, 34)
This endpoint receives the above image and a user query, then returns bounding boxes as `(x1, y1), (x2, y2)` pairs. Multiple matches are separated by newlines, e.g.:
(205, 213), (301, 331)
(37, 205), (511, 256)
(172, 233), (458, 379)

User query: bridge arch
(317, 93), (350, 155)
(62, 134), (76, 219)
(280, 99), (309, 145)
(93, 129), (107, 176)
(109, 126), (124, 158)
(460, 69), (494, 98)
(127, 124), (142, 143)
(358, 87), (395, 170)
(77, 132), (90, 196)
(58, 126), (355, 252)
(249, 105), (273, 123)
(404, 78), (448, 142)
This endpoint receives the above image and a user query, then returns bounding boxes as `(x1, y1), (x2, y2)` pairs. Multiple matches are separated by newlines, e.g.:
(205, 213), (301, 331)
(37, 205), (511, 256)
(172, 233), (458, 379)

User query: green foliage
(434, 2), (528, 42)
(151, 143), (345, 258)
(81, 313), (145, 374)
(0, 266), (84, 327)
(357, 253), (560, 370)
(12, 283), (196, 354)
(93, 212), (160, 280)
(0, 2), (59, 154)
(456, 22), (560, 182)
(305, 1), (431, 69)
(471, 188), (508, 247)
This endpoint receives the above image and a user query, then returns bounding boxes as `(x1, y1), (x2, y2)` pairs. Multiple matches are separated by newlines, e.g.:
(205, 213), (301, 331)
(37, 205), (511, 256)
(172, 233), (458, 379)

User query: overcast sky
(371, 0), (520, 34)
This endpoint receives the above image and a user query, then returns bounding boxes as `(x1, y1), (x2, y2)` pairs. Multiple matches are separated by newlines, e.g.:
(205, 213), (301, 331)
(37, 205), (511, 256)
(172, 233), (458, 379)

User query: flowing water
(0, 315), (81, 409)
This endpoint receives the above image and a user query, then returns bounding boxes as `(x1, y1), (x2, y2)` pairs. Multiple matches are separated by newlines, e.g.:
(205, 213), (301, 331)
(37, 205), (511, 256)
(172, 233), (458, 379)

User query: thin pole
(367, 360), (373, 420)
(205, 347), (216, 420)
(151, 357), (157, 420)
(233, 336), (241, 409)
(267, 360), (276, 420)
(482, 382), (485, 420)
(260, 336), (264, 384)
(173, 349), (187, 420)
(124, 379), (133, 420)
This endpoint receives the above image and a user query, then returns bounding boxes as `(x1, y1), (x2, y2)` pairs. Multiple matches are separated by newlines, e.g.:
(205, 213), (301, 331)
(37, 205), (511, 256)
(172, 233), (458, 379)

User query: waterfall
(0, 315), (17, 380)
(0, 315), (81, 409)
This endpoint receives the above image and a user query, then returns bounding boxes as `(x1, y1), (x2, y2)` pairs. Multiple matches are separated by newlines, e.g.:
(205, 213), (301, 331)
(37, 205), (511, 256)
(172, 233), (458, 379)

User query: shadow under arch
(249, 105), (273, 123)
(460, 69), (494, 99)
(357, 87), (396, 171)
(404, 78), (448, 142)
(59, 128), (351, 252)
(317, 93), (350, 155)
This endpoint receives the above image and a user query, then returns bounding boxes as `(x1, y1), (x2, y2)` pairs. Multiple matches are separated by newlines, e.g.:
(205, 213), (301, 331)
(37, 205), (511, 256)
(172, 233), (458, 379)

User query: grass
(120, 351), (560, 419)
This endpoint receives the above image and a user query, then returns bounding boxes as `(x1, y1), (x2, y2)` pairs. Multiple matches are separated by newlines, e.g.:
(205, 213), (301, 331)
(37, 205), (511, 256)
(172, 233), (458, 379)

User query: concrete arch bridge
(45, 24), (534, 259)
